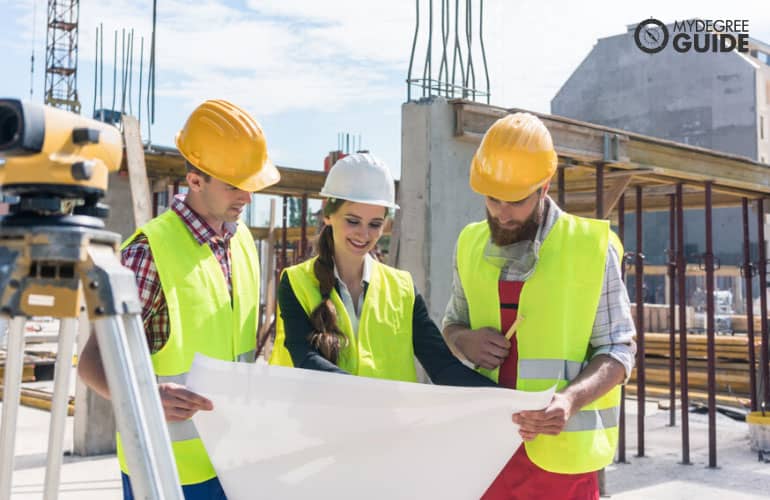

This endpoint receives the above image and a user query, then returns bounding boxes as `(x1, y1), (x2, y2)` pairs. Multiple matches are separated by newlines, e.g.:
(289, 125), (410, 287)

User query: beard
(487, 203), (542, 247)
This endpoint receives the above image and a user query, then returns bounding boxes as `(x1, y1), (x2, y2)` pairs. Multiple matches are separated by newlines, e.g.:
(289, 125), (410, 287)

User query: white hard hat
(319, 153), (399, 209)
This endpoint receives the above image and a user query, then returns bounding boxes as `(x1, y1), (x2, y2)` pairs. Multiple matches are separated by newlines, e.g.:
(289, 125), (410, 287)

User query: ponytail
(307, 220), (347, 364)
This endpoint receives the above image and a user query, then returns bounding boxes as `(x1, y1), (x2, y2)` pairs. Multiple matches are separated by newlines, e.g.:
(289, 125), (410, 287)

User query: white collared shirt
(333, 253), (374, 335)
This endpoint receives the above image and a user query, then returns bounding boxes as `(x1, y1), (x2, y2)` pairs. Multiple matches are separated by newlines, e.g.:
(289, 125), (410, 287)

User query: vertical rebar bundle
(407, 0), (490, 103)
(88, 0), (157, 144)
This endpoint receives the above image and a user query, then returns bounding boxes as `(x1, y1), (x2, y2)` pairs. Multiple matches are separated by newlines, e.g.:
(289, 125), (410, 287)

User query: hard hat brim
(318, 190), (399, 210)
(175, 132), (281, 192)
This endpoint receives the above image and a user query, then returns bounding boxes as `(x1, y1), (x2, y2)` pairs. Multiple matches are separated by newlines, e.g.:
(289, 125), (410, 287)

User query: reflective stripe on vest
(237, 349), (256, 363)
(564, 407), (620, 432)
(518, 359), (618, 433)
(116, 211), (260, 485)
(269, 257), (418, 382)
(456, 212), (624, 473)
(518, 359), (584, 382)
(167, 420), (200, 442)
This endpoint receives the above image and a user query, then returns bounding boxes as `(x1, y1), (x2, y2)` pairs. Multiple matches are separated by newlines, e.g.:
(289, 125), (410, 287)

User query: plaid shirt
(442, 196), (637, 379)
(121, 194), (237, 353)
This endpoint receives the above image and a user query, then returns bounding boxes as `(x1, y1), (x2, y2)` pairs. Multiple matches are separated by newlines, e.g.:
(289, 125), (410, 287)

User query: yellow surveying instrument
(0, 98), (183, 499)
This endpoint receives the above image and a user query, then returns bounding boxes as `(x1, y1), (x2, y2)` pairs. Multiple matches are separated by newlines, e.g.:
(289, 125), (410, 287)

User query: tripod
(0, 213), (184, 499)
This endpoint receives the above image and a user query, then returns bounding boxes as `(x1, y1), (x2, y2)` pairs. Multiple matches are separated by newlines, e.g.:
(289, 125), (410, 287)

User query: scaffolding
(44, 0), (81, 113)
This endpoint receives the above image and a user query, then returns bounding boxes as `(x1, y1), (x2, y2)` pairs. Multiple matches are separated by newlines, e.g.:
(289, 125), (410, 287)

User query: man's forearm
(561, 354), (626, 411)
(441, 323), (469, 360)
(77, 335), (112, 400)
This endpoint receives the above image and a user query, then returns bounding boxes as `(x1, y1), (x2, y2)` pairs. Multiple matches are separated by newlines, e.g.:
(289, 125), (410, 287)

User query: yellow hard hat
(470, 112), (557, 202)
(175, 99), (280, 192)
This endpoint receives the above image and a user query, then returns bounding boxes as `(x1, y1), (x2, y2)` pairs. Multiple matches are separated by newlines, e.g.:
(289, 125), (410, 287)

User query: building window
(756, 51), (770, 65)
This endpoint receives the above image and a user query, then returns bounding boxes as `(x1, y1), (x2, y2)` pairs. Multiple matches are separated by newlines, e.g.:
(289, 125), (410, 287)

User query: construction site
(1, 1), (770, 499)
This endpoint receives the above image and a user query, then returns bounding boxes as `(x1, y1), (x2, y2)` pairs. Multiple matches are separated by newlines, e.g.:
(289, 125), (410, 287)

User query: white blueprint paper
(187, 354), (555, 500)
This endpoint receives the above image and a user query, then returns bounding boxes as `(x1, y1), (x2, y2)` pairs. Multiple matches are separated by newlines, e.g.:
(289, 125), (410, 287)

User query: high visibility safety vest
(270, 257), (418, 382)
(117, 210), (260, 485)
(456, 213), (623, 474)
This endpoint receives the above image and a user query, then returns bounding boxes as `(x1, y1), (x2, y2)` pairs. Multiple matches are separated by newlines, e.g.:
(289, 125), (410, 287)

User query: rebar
(451, 0), (465, 96)
(407, 0), (488, 102)
(478, 0), (490, 104)
(464, 0), (476, 99)
(406, 0), (420, 102)
(422, 0), (434, 98)
(437, 0), (450, 96)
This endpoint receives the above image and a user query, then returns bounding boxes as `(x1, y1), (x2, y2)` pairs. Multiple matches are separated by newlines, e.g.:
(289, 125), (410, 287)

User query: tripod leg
(0, 317), (28, 500)
(122, 313), (182, 495)
(93, 316), (183, 500)
(43, 317), (78, 500)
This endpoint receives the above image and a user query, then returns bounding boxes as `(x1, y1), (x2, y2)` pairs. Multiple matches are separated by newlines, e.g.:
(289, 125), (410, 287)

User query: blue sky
(2, 0), (768, 224)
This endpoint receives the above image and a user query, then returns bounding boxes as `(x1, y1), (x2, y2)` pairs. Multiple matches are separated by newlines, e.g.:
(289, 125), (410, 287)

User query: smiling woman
(269, 153), (497, 388)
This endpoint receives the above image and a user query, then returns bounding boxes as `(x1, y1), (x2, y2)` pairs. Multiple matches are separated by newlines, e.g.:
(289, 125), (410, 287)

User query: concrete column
(73, 308), (117, 455)
(399, 98), (484, 321)
(73, 171), (138, 455)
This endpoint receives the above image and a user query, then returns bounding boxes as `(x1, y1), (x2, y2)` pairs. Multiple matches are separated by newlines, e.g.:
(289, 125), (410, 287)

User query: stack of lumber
(630, 302), (770, 334)
(627, 332), (763, 408)
(0, 349), (65, 414)
(0, 350), (39, 383)
(0, 385), (74, 416)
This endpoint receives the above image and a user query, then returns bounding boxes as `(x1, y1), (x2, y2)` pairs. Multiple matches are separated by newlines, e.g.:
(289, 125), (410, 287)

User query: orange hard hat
(175, 99), (280, 192)
(470, 112), (557, 202)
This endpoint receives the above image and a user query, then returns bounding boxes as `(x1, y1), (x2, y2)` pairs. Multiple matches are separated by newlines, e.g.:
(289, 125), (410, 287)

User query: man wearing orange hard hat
(78, 99), (280, 499)
(442, 112), (636, 499)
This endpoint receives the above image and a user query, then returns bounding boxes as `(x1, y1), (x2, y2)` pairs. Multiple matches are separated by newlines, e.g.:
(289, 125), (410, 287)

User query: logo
(634, 18), (668, 54)
(633, 18), (750, 54)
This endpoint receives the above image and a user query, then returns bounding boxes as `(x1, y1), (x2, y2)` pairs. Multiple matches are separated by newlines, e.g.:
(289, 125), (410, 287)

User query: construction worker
(78, 99), (280, 499)
(442, 112), (636, 499)
(270, 153), (496, 387)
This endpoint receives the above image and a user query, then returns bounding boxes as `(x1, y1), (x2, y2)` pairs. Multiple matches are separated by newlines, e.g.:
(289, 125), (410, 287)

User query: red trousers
(481, 445), (599, 500)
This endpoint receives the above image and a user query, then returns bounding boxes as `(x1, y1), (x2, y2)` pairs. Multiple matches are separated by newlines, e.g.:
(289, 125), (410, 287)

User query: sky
(1, 0), (769, 224)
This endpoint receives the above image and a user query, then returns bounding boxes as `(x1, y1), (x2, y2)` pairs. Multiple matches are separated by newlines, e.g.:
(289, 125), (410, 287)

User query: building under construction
(1, 3), (770, 498)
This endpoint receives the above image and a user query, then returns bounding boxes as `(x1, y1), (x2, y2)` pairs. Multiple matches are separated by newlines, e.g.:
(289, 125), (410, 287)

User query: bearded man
(441, 112), (636, 500)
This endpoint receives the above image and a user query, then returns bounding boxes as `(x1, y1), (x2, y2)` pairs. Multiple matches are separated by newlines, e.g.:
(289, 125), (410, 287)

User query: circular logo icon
(634, 18), (669, 54)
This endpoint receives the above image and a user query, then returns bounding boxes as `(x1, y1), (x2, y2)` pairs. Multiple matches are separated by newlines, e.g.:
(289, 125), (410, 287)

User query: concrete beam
(455, 101), (631, 164)
(453, 100), (770, 197)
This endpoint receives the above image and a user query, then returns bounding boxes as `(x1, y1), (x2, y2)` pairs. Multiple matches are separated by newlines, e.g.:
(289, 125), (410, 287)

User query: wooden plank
(602, 174), (634, 218)
(625, 384), (750, 409)
(630, 366), (752, 396)
(122, 115), (153, 227)
(627, 139), (770, 194)
(566, 190), (740, 214)
(0, 386), (75, 416)
(640, 264), (743, 277)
